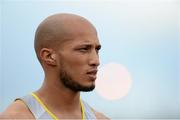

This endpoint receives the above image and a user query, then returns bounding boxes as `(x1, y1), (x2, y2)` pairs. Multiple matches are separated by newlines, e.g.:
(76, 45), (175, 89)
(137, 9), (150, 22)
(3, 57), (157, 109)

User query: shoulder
(94, 111), (110, 120)
(88, 106), (110, 120)
(0, 99), (34, 119)
(83, 101), (110, 120)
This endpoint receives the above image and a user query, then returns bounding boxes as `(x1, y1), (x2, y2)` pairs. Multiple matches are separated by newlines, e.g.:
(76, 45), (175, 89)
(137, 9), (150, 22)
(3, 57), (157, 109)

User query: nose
(88, 50), (100, 67)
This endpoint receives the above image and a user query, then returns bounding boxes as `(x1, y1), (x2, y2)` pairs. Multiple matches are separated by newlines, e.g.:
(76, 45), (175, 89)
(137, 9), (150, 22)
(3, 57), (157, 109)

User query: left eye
(96, 49), (99, 53)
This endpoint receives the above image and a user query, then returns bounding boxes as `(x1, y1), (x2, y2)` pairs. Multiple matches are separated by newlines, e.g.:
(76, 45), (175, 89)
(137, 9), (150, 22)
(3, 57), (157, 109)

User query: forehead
(53, 16), (100, 49)
(60, 34), (100, 49)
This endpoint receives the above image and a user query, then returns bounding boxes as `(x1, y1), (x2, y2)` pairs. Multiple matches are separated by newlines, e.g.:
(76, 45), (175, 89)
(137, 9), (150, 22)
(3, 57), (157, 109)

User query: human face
(56, 33), (101, 92)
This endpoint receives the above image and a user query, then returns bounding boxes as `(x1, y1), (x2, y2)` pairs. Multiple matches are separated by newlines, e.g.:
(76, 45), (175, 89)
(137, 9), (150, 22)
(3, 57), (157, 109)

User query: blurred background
(0, 0), (179, 119)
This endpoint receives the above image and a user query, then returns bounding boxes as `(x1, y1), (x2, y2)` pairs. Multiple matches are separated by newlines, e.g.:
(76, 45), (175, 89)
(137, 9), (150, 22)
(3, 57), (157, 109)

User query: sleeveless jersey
(16, 94), (96, 120)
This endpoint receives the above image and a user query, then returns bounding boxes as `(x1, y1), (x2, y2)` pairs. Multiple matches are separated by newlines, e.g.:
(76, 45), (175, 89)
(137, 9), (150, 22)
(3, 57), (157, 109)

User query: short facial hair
(60, 66), (95, 92)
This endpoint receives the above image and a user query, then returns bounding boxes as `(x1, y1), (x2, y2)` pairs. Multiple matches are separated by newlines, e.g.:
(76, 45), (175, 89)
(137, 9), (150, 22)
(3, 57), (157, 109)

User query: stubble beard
(60, 66), (95, 92)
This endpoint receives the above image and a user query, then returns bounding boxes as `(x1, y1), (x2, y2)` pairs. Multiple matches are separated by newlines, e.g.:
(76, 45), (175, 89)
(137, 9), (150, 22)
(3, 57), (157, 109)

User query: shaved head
(34, 13), (100, 92)
(34, 13), (97, 63)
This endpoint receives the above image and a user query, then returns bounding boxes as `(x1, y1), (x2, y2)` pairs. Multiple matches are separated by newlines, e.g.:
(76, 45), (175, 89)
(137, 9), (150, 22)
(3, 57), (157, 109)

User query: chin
(84, 81), (95, 87)
(79, 81), (95, 92)
(80, 85), (95, 92)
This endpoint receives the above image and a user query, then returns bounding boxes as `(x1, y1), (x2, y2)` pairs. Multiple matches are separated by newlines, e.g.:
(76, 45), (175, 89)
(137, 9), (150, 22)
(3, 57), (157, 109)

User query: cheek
(66, 53), (87, 66)
(61, 55), (87, 74)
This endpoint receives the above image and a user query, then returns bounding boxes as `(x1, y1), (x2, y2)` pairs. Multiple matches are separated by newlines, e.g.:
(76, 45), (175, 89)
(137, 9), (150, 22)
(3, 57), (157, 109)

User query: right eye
(79, 47), (89, 52)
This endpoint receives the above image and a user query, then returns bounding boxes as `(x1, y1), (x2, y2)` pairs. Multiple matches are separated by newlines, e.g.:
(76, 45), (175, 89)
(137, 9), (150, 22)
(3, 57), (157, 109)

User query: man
(0, 13), (109, 119)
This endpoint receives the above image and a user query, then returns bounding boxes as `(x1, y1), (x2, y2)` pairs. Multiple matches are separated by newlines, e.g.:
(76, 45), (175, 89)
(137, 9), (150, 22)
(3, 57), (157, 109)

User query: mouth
(86, 70), (97, 81)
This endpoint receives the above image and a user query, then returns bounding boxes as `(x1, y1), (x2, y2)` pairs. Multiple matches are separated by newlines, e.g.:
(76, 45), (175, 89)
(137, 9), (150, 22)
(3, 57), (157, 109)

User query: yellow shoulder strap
(31, 93), (85, 120)
(31, 93), (59, 120)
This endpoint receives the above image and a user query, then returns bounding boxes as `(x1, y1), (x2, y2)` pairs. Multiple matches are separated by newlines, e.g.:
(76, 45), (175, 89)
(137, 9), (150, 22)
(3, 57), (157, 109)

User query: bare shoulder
(90, 107), (110, 120)
(0, 99), (34, 119)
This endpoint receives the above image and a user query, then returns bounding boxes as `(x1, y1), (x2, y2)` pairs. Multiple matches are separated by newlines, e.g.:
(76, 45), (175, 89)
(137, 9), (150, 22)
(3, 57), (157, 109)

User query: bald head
(34, 13), (97, 62)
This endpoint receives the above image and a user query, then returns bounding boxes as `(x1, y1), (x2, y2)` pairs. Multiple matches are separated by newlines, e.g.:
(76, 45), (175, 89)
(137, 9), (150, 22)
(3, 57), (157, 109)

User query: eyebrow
(77, 43), (101, 49)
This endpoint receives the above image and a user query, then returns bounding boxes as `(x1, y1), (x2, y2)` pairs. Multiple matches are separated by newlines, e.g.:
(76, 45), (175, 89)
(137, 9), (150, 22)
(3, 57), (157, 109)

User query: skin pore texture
(0, 13), (109, 120)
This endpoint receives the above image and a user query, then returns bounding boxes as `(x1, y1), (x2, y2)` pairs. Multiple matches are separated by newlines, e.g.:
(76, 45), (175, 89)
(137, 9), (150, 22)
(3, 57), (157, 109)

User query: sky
(0, 0), (179, 119)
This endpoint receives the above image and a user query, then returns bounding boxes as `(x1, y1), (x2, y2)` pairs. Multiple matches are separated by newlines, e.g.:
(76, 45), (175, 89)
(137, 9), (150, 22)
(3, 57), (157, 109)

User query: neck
(35, 76), (81, 114)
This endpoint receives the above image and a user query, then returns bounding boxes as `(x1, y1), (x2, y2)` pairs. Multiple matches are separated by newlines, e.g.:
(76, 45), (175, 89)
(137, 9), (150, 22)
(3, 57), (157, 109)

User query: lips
(86, 70), (98, 81)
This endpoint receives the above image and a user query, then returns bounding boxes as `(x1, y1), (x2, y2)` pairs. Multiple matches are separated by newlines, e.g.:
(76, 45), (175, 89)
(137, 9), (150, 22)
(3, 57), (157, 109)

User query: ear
(39, 48), (57, 66)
